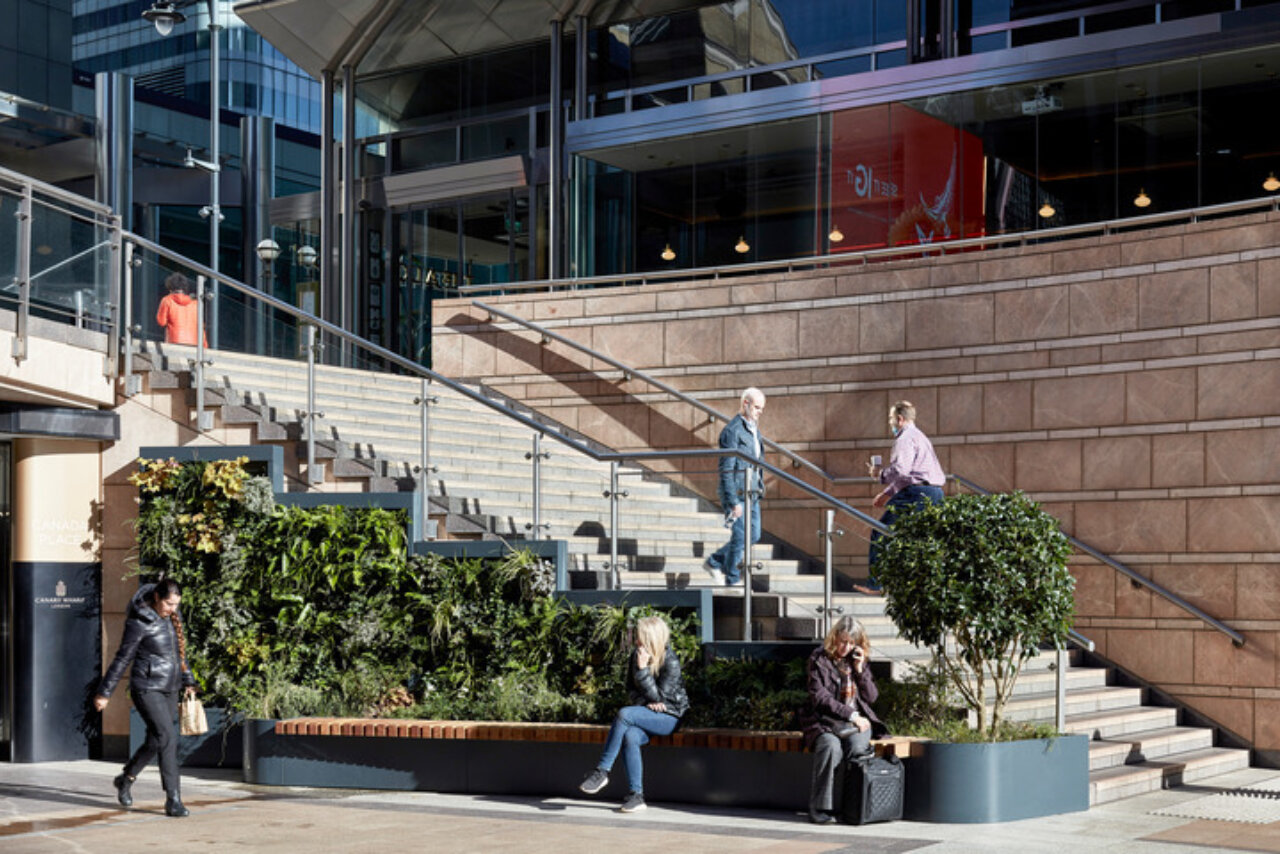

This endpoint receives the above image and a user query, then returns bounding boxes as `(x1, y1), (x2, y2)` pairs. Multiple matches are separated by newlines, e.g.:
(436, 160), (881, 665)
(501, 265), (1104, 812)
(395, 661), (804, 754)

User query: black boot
(164, 791), (189, 817)
(113, 773), (134, 808)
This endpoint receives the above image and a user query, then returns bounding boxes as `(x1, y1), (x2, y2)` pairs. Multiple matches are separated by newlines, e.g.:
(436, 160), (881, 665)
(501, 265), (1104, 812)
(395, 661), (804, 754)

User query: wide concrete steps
(1089, 746), (1253, 804)
(147, 344), (818, 635)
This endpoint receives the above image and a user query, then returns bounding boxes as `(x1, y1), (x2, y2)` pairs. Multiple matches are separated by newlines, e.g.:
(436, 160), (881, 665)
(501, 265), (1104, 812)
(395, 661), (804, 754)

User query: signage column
(11, 439), (102, 762)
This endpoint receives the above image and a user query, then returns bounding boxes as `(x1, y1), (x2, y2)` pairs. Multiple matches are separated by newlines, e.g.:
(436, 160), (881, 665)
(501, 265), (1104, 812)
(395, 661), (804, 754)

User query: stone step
(1089, 746), (1253, 805)
(998, 685), (1145, 724)
(1065, 705), (1179, 740)
(1088, 725), (1216, 771)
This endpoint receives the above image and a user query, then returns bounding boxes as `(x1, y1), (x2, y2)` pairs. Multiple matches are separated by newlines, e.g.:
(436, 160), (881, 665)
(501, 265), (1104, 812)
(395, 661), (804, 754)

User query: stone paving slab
(2, 760), (1278, 853)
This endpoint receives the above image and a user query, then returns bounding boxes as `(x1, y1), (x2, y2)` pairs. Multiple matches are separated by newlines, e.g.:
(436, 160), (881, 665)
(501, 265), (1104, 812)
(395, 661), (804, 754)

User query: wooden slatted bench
(245, 718), (922, 811)
(272, 718), (921, 755)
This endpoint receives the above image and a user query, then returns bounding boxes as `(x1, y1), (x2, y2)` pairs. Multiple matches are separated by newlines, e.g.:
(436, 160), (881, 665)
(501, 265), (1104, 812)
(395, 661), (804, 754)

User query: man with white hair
(704, 388), (767, 587)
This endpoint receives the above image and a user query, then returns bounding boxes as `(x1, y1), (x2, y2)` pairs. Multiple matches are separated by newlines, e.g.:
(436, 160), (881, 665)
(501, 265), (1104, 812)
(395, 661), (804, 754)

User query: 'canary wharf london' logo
(35, 579), (87, 610)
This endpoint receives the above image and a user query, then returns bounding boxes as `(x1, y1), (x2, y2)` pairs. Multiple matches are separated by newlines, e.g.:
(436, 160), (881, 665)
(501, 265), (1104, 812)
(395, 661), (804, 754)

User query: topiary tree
(874, 491), (1075, 739)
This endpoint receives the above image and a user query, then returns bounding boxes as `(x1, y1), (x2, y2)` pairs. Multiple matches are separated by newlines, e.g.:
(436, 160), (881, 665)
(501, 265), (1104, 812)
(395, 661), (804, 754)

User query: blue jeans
(596, 705), (679, 794)
(868, 484), (945, 583)
(708, 500), (761, 585)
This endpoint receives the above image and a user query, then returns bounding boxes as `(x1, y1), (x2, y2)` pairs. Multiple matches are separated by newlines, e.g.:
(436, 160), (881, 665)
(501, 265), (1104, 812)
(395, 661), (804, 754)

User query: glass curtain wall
(575, 42), (1280, 275)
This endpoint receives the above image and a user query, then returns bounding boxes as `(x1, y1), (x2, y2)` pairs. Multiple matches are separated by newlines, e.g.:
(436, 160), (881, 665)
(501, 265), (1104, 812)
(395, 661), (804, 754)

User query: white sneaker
(702, 558), (724, 585)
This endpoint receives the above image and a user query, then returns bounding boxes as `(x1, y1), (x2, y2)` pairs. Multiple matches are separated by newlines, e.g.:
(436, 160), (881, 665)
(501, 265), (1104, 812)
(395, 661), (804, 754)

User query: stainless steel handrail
(468, 301), (1247, 648)
(459, 194), (1280, 295)
(950, 476), (1244, 647)
(475, 300), (828, 480)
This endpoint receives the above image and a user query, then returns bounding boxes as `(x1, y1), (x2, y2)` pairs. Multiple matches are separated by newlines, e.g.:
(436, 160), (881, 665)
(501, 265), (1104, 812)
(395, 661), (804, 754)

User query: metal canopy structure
(232, 0), (710, 79)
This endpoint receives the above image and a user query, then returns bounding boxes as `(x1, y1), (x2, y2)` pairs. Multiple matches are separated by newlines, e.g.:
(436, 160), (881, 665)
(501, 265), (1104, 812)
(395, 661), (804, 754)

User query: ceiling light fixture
(1133, 189), (1151, 208)
(1038, 201), (1056, 219)
(660, 244), (676, 261)
(734, 236), (750, 254)
(1265, 173), (1280, 192)
(828, 225), (844, 243)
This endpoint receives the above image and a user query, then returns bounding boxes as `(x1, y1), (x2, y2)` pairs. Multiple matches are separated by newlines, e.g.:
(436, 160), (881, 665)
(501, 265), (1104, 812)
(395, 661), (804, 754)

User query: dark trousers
(124, 689), (180, 794)
(810, 729), (873, 814)
(868, 483), (945, 582)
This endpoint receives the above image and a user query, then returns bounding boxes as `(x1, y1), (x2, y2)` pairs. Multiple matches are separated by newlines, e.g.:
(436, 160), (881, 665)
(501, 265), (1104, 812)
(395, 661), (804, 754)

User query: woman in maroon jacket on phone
(796, 616), (886, 824)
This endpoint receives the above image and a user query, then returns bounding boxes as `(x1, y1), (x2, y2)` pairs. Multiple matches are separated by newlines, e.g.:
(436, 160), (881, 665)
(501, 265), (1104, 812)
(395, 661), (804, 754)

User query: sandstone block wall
(433, 211), (1280, 758)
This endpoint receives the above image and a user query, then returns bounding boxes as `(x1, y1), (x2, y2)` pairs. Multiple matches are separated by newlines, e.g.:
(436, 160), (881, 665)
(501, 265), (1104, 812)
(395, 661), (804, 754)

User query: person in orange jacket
(156, 273), (206, 345)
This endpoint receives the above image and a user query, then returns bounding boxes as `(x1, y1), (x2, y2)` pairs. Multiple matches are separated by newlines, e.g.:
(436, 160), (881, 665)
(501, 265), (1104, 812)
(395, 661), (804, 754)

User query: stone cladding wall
(434, 211), (1280, 758)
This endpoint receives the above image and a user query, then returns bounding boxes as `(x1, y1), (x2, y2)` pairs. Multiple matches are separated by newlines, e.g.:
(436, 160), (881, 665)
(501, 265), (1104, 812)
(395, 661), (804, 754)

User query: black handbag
(823, 716), (858, 739)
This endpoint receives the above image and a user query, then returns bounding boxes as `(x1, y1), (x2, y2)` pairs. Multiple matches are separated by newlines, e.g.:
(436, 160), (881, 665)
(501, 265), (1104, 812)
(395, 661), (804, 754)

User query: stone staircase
(133, 342), (1254, 806)
(138, 343), (828, 640)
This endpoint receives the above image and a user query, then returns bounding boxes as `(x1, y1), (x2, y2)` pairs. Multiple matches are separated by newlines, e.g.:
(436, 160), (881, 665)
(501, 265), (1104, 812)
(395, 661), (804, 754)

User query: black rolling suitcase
(840, 753), (904, 825)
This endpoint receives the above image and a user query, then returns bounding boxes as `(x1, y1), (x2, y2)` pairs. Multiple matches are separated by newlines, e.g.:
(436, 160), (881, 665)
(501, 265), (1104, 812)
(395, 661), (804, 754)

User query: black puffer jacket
(98, 584), (195, 697)
(626, 644), (689, 719)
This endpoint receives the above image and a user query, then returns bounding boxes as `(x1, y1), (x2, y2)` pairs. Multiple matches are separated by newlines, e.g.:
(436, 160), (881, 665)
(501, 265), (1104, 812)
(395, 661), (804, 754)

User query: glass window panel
(392, 129), (457, 173)
(815, 56), (872, 79)
(460, 115), (529, 161)
(1199, 46), (1280, 206)
(1115, 58), (1200, 216)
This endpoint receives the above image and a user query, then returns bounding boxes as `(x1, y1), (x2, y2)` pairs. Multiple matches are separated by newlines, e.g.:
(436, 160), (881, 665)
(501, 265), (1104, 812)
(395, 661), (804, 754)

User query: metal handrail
(122, 232), (893, 638)
(950, 476), (1244, 647)
(468, 301), (1247, 648)
(475, 300), (828, 480)
(122, 232), (889, 521)
(459, 193), (1280, 296)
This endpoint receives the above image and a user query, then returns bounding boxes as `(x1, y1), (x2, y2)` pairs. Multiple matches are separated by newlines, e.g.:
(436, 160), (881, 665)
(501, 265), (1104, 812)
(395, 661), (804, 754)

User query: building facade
(238, 0), (1280, 367)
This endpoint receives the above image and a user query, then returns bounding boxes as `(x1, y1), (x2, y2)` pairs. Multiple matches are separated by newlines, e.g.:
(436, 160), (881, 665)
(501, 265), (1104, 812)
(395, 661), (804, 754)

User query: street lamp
(144, 0), (222, 344)
(255, 238), (281, 283)
(141, 2), (186, 36)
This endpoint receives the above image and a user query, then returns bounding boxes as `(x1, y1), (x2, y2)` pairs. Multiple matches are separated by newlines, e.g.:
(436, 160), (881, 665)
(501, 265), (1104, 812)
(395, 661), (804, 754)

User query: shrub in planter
(875, 491), (1075, 739)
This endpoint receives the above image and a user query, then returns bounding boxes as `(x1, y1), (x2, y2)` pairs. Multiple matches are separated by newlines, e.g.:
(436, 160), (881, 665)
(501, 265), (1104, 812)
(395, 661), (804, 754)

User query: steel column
(320, 68), (336, 326)
(548, 19), (563, 280)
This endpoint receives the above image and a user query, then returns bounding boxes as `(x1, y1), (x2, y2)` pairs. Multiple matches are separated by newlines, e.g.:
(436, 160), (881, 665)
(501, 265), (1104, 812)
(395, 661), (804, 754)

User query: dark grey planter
(240, 719), (812, 808)
(129, 707), (243, 769)
(904, 734), (1089, 822)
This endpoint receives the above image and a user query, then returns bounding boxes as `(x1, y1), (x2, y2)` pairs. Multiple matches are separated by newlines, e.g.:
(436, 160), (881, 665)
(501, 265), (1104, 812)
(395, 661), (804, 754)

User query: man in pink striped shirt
(861, 400), (946, 593)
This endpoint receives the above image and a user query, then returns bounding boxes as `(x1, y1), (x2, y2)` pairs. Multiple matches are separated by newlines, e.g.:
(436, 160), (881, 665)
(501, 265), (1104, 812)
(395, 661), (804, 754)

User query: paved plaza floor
(3, 760), (1280, 853)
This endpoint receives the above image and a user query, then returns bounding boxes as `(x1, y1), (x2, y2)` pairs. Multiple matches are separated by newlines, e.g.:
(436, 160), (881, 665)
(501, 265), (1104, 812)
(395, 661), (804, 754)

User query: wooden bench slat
(269, 718), (921, 757)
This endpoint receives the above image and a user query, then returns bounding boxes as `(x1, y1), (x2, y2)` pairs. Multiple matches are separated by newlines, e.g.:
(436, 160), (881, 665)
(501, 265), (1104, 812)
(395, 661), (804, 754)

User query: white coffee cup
(871, 455), (882, 467)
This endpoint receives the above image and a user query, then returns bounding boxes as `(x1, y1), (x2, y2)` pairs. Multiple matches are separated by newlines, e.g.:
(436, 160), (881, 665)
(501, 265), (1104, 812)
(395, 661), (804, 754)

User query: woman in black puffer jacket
(577, 615), (689, 813)
(94, 578), (197, 817)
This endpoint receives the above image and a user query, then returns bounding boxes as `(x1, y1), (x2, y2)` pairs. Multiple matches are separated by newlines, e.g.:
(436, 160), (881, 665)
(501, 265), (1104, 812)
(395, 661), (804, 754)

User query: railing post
(1054, 644), (1068, 734)
(121, 240), (140, 395)
(604, 461), (628, 589)
(11, 184), (32, 364)
(525, 433), (551, 539)
(303, 324), (325, 485)
(818, 509), (845, 637)
(193, 275), (213, 431)
(414, 379), (438, 536)
(104, 218), (122, 377)
(741, 475), (754, 641)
